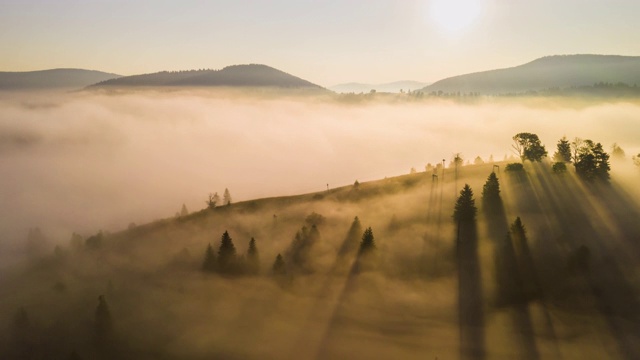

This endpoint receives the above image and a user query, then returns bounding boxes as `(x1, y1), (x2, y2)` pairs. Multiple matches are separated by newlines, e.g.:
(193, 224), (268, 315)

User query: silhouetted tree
(474, 156), (484, 165)
(85, 231), (103, 250)
(481, 172), (500, 206)
(453, 184), (477, 223)
(223, 188), (232, 205)
(272, 253), (286, 275)
(570, 137), (584, 163)
(552, 162), (567, 173)
(633, 153), (640, 168)
(359, 227), (376, 254)
(512, 132), (547, 162)
(509, 217), (539, 300)
(180, 203), (189, 217)
(247, 237), (259, 275)
(450, 153), (464, 168)
(553, 136), (572, 163)
(94, 295), (113, 351)
(10, 307), (32, 359)
(305, 212), (325, 226)
(217, 231), (237, 273)
(574, 140), (610, 181)
(206, 192), (220, 209)
(505, 163), (524, 172)
(202, 243), (216, 272)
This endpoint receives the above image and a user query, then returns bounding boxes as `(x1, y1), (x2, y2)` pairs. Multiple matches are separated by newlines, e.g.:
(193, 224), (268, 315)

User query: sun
(429, 0), (483, 35)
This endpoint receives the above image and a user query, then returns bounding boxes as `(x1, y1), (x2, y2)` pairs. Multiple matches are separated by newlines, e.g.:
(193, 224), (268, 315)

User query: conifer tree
(217, 231), (236, 273)
(180, 204), (189, 217)
(553, 136), (572, 163)
(202, 243), (216, 272)
(247, 237), (259, 274)
(482, 172), (500, 204)
(338, 216), (363, 257)
(223, 188), (232, 205)
(359, 227), (376, 254)
(453, 184), (477, 223)
(272, 253), (286, 274)
(94, 295), (113, 350)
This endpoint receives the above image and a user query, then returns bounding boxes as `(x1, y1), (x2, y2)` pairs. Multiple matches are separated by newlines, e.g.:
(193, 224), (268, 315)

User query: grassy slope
(1, 160), (640, 359)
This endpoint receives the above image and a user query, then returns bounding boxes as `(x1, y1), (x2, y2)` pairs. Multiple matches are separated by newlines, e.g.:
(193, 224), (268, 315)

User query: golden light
(429, 0), (483, 35)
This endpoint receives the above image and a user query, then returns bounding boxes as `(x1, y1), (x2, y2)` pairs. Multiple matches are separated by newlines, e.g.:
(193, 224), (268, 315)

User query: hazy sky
(1, 0), (639, 85)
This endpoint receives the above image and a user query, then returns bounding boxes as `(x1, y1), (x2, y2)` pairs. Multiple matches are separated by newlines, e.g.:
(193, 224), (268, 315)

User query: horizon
(2, 1), (640, 86)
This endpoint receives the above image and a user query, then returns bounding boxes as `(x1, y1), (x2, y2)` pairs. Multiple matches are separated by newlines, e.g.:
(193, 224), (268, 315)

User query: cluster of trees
(202, 231), (259, 275)
(206, 188), (232, 209)
(553, 136), (610, 180)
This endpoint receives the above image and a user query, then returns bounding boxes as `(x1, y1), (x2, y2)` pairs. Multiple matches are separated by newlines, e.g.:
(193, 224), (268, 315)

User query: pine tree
(482, 172), (500, 204)
(180, 203), (189, 217)
(247, 237), (259, 275)
(553, 136), (572, 163)
(202, 243), (216, 272)
(338, 216), (363, 257)
(217, 231), (236, 273)
(453, 184), (477, 223)
(94, 295), (113, 350)
(575, 140), (610, 181)
(272, 253), (286, 274)
(359, 227), (376, 254)
(223, 188), (232, 206)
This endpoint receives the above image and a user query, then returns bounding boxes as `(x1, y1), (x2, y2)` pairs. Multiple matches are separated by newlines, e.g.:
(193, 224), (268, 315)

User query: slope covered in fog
(0, 69), (121, 90)
(423, 55), (640, 95)
(89, 64), (325, 90)
(2, 157), (640, 359)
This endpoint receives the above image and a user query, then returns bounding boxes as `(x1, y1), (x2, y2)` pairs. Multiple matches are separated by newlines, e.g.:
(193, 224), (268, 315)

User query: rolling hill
(422, 54), (640, 95)
(0, 68), (121, 90)
(89, 64), (325, 90)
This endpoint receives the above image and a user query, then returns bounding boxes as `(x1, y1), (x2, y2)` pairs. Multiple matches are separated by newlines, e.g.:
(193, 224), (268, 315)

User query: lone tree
(272, 253), (286, 275)
(359, 227), (376, 254)
(202, 243), (216, 272)
(94, 295), (113, 351)
(553, 136), (572, 163)
(223, 188), (232, 206)
(482, 172), (500, 204)
(180, 203), (189, 217)
(453, 184), (477, 223)
(206, 193), (220, 209)
(217, 231), (237, 273)
(512, 133), (547, 162)
(574, 140), (610, 181)
(247, 237), (259, 275)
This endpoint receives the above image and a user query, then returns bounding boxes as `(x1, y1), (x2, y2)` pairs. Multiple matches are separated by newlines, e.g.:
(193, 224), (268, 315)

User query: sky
(1, 0), (639, 86)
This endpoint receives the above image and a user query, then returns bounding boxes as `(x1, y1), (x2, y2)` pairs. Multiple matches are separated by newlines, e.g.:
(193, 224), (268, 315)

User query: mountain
(330, 80), (429, 94)
(0, 68), (121, 90)
(89, 64), (324, 90)
(422, 54), (640, 95)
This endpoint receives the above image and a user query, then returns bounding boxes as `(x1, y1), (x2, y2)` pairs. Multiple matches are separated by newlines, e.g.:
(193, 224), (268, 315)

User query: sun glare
(429, 0), (483, 35)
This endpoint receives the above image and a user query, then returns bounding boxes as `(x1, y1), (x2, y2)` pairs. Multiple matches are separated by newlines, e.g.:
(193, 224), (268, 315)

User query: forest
(1, 130), (639, 360)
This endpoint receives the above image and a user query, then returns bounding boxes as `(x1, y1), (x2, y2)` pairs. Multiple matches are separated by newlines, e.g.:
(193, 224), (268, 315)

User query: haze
(1, 91), (639, 248)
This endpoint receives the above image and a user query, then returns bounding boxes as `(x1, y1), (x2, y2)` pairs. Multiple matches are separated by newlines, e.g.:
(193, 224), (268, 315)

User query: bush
(552, 162), (567, 173)
(505, 163), (524, 172)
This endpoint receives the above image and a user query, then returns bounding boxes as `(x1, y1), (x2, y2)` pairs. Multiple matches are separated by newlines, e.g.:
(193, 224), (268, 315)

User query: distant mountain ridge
(330, 81), (428, 94)
(0, 68), (121, 90)
(90, 64), (324, 90)
(422, 54), (640, 95)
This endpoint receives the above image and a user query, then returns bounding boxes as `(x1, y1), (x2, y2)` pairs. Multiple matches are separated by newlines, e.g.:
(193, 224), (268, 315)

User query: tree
(180, 204), (189, 217)
(450, 153), (464, 168)
(223, 188), (232, 206)
(571, 137), (584, 163)
(633, 153), (640, 168)
(202, 243), (216, 272)
(552, 162), (567, 173)
(482, 172), (500, 206)
(553, 136), (572, 163)
(474, 156), (484, 165)
(305, 212), (325, 226)
(611, 143), (625, 159)
(247, 237), (259, 274)
(217, 231), (237, 273)
(206, 192), (219, 209)
(453, 184), (477, 223)
(574, 140), (610, 181)
(272, 253), (286, 275)
(512, 133), (547, 162)
(94, 295), (113, 350)
(10, 307), (31, 359)
(359, 227), (376, 254)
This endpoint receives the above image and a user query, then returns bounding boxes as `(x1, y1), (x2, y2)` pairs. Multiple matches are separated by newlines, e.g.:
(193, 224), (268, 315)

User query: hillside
(423, 54), (640, 95)
(330, 80), (429, 94)
(2, 157), (640, 359)
(89, 64), (325, 90)
(0, 69), (121, 90)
